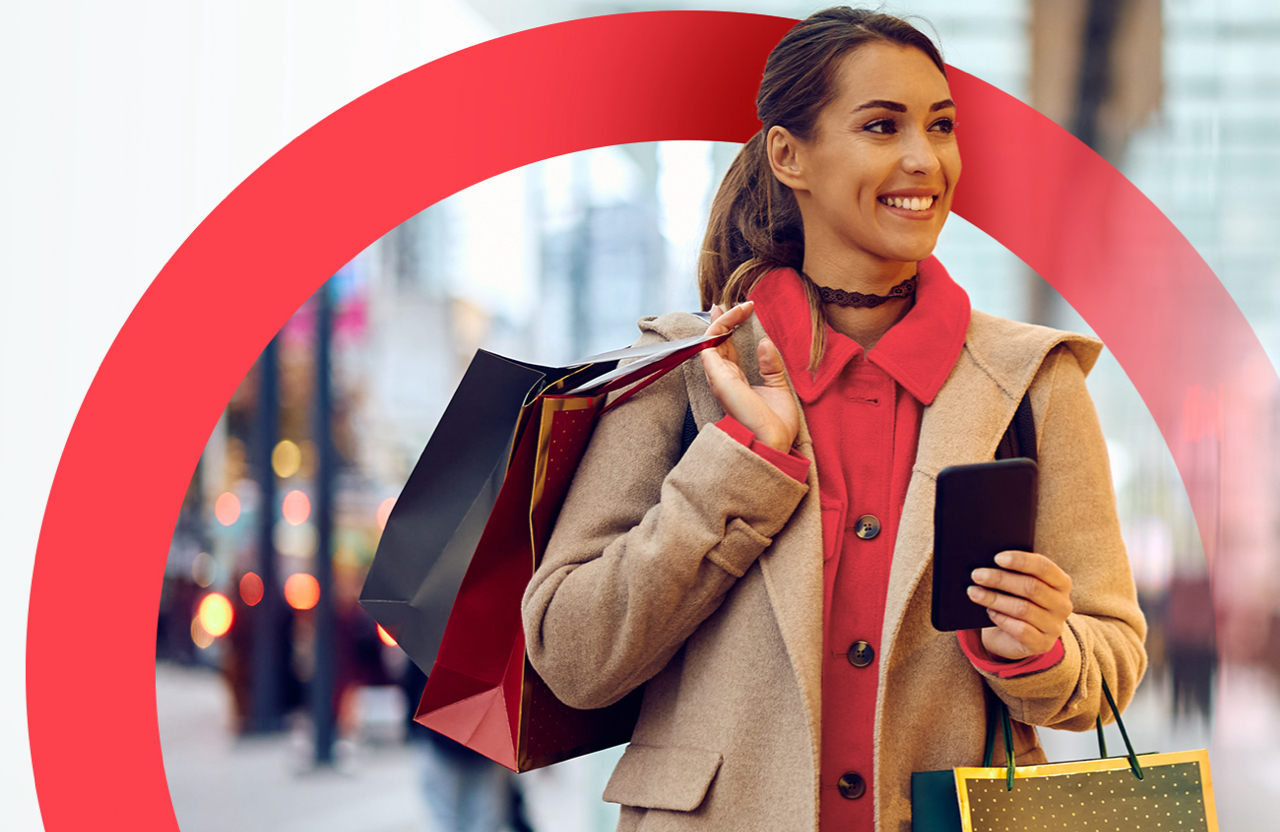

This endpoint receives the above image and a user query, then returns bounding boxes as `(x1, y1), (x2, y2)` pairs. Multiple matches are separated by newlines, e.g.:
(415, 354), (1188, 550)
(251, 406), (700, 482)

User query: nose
(901, 128), (941, 176)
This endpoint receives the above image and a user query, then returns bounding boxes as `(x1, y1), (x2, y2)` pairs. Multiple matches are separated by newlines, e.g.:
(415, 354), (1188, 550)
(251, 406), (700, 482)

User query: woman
(522, 8), (1147, 831)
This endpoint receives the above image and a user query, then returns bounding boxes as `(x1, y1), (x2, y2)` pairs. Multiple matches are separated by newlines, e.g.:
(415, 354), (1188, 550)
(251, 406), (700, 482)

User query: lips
(877, 195), (937, 212)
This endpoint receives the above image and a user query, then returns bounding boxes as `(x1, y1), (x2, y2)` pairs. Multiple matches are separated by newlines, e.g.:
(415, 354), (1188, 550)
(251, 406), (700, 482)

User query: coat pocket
(602, 744), (724, 812)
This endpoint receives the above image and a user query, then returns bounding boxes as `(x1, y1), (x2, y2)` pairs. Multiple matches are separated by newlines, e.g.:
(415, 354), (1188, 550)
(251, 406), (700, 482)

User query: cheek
(944, 148), (962, 184)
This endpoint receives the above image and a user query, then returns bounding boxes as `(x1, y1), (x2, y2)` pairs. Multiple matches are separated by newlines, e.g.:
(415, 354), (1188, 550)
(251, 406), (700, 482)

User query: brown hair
(697, 7), (946, 369)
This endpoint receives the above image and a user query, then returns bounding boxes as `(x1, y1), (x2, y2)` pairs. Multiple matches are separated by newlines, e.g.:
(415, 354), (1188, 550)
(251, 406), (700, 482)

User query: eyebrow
(853, 98), (956, 113)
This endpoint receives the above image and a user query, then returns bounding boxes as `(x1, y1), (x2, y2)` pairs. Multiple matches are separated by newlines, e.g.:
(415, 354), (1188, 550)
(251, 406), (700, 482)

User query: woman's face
(779, 43), (960, 271)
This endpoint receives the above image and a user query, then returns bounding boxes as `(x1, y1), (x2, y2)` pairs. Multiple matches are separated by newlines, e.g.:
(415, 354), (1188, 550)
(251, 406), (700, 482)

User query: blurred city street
(158, 662), (624, 832)
(158, 662), (423, 832)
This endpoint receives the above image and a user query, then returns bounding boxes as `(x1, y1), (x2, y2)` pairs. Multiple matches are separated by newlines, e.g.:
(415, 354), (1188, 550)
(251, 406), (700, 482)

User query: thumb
(757, 338), (789, 389)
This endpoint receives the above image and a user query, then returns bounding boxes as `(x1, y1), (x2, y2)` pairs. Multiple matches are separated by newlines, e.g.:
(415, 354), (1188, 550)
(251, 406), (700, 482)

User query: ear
(767, 125), (807, 192)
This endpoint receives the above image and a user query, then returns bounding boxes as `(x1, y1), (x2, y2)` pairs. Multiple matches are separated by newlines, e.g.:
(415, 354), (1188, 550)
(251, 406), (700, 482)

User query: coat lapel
(746, 313), (825, 761)
(682, 314), (825, 755)
(880, 345), (1021, 666)
(879, 311), (1100, 670)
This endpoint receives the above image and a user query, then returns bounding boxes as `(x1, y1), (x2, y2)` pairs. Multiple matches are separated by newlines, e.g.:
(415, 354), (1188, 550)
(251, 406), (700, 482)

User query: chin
(878, 239), (941, 264)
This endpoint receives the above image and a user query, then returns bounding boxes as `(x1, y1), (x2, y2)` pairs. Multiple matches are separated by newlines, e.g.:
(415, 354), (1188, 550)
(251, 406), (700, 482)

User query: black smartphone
(931, 458), (1038, 632)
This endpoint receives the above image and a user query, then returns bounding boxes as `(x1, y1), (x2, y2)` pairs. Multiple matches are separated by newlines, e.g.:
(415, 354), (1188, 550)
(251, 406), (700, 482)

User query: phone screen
(931, 458), (1037, 632)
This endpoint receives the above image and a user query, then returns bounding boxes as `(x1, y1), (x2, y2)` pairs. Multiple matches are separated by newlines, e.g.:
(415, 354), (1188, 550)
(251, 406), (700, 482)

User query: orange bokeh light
(190, 618), (214, 650)
(284, 572), (320, 611)
(376, 497), (396, 531)
(239, 572), (264, 606)
(282, 489), (311, 526)
(214, 492), (241, 526)
(376, 624), (398, 647)
(197, 593), (234, 638)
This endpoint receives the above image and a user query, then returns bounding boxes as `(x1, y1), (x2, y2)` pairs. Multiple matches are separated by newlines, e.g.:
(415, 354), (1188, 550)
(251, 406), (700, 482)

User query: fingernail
(967, 586), (982, 600)
(971, 569), (989, 582)
(994, 552), (1012, 567)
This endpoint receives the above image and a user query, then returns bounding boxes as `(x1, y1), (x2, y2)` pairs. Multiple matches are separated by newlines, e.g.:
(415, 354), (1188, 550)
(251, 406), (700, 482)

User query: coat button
(838, 771), (866, 799)
(854, 515), (881, 540)
(847, 640), (875, 668)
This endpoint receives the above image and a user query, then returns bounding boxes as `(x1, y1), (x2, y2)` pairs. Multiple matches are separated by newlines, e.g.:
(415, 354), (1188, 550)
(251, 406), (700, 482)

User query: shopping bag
(912, 679), (1219, 832)
(359, 350), (575, 677)
(360, 332), (723, 675)
(361, 329), (727, 770)
(954, 749), (1216, 832)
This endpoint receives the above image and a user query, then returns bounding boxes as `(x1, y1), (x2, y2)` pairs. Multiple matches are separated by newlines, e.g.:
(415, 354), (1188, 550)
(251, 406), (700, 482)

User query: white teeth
(881, 196), (933, 211)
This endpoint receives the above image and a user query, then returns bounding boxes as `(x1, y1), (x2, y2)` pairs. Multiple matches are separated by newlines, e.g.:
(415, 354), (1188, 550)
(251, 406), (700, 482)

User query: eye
(865, 119), (897, 135)
(930, 117), (956, 134)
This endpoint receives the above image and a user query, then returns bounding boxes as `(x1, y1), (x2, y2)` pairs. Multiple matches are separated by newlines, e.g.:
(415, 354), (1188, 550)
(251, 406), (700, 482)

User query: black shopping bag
(359, 332), (726, 680)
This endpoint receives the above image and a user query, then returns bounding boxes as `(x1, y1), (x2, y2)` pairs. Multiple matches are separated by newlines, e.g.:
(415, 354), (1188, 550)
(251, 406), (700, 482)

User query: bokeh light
(282, 489), (311, 526)
(191, 552), (215, 588)
(376, 497), (396, 531)
(272, 439), (303, 478)
(284, 572), (320, 611)
(239, 572), (264, 606)
(214, 492), (241, 526)
(189, 618), (214, 650)
(270, 437), (299, 476)
(197, 593), (234, 638)
(377, 624), (397, 647)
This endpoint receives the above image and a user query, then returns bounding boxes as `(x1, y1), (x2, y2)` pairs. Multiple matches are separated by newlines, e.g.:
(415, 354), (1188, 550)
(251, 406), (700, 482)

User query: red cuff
(716, 416), (810, 482)
(957, 629), (1066, 678)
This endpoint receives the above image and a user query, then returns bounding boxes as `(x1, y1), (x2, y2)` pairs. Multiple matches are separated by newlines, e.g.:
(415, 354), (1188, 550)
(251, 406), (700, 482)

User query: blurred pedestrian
(400, 662), (532, 832)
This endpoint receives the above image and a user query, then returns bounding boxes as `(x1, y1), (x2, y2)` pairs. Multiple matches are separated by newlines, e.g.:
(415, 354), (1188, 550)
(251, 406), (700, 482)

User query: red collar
(747, 257), (970, 406)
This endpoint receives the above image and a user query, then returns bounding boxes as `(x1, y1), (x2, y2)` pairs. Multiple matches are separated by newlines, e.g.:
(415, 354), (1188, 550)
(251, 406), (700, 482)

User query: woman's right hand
(700, 301), (800, 453)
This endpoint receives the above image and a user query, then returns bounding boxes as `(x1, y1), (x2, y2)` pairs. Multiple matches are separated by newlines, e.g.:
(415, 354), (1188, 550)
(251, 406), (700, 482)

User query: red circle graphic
(28, 11), (1272, 831)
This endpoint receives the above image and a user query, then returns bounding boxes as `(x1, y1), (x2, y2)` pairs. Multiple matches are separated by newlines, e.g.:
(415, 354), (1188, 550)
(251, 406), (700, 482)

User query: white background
(2, 2), (498, 829)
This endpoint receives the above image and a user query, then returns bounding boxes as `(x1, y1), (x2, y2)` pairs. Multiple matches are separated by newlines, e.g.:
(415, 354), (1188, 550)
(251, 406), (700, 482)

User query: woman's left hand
(967, 550), (1073, 660)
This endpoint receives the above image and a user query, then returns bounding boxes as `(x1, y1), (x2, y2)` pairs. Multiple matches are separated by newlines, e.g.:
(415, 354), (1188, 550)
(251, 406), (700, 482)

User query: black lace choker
(814, 274), (917, 308)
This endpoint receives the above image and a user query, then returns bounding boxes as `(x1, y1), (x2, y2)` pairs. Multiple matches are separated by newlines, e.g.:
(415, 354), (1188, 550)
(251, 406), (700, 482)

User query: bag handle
(980, 690), (1018, 790)
(1099, 676), (1144, 780)
(598, 337), (719, 413)
(984, 393), (1143, 786)
(558, 331), (730, 408)
(597, 331), (730, 413)
(984, 676), (1143, 790)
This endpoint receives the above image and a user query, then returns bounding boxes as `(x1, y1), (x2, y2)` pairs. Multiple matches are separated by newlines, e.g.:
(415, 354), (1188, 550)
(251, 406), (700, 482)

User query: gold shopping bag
(951, 681), (1218, 832)
(955, 749), (1216, 831)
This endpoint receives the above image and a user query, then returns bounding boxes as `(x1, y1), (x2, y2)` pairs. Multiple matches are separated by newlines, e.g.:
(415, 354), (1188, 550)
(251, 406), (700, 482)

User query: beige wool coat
(522, 308), (1148, 832)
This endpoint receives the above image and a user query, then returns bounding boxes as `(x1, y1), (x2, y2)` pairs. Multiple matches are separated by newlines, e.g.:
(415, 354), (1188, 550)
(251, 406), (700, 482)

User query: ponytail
(697, 131), (829, 370)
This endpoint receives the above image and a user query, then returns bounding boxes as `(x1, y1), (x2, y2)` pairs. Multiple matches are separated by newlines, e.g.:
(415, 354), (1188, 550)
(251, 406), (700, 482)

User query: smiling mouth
(878, 196), (937, 212)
